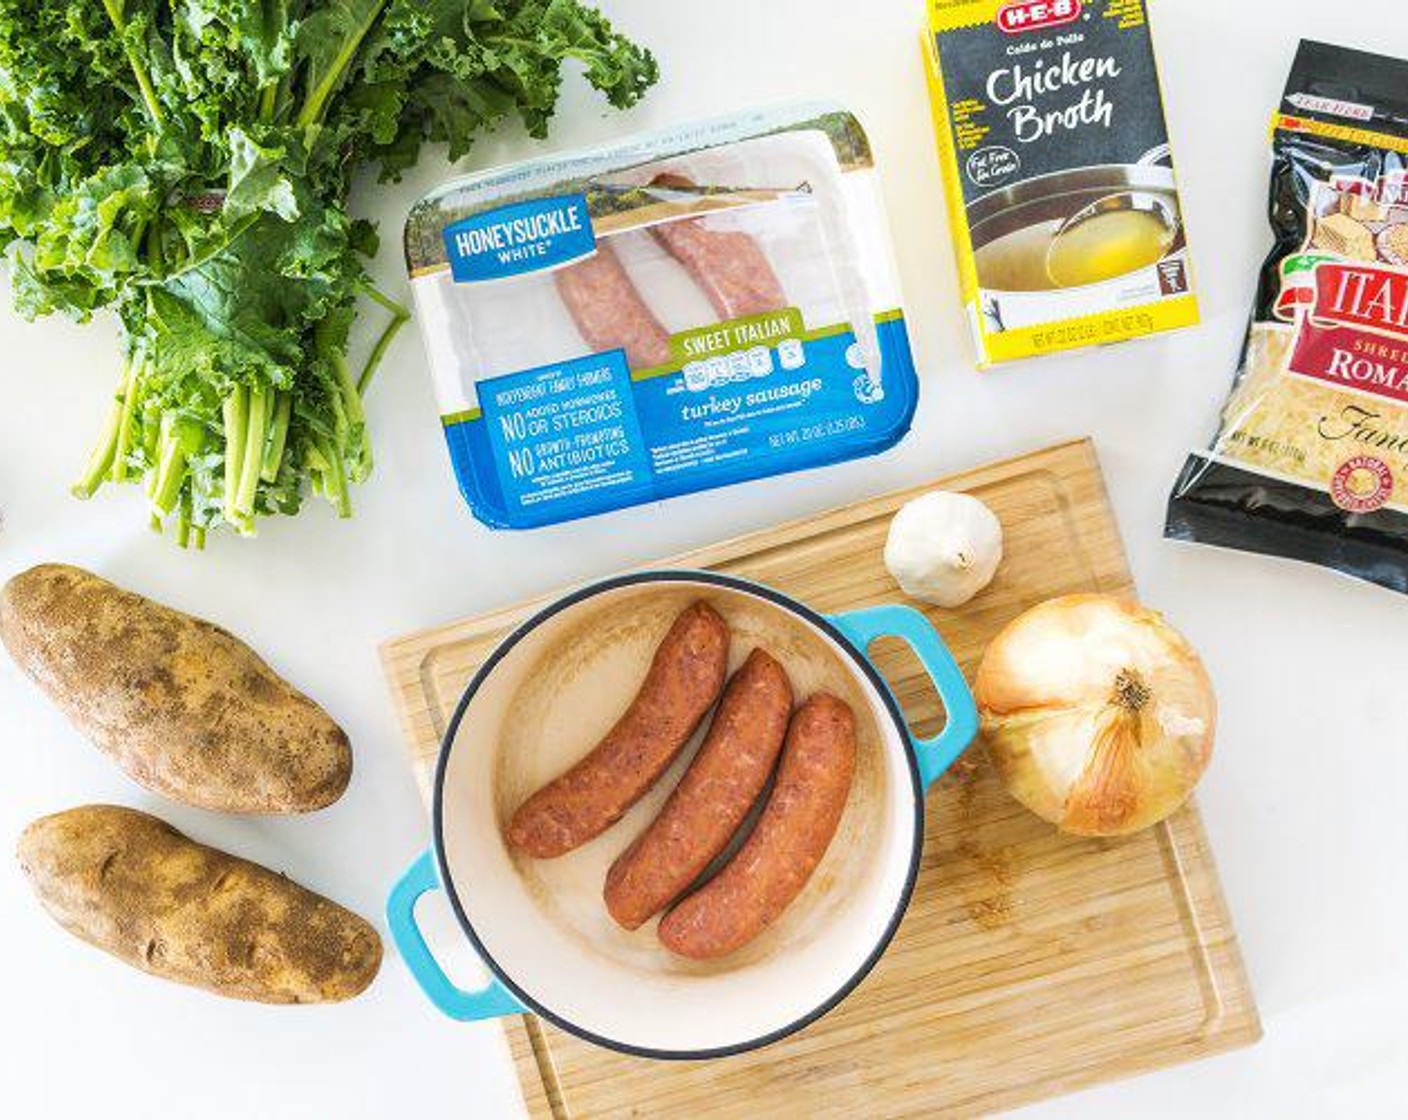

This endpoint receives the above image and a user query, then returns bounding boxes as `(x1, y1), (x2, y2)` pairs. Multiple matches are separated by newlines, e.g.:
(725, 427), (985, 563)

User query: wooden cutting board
(380, 439), (1260, 1118)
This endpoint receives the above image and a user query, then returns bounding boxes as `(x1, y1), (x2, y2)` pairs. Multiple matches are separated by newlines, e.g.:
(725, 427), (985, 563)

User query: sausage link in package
(405, 105), (919, 530)
(1168, 41), (1408, 595)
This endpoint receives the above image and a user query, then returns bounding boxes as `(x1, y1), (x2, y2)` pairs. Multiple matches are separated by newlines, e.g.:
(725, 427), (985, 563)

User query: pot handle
(828, 605), (980, 791)
(387, 850), (525, 1021)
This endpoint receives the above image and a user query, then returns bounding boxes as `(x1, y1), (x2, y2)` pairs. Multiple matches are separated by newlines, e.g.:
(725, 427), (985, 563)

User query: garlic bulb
(884, 491), (1003, 608)
(974, 595), (1216, 837)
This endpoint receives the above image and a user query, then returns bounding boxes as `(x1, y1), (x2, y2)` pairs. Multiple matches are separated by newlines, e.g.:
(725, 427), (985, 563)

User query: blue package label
(477, 351), (652, 517)
(443, 194), (596, 283)
(443, 313), (919, 530)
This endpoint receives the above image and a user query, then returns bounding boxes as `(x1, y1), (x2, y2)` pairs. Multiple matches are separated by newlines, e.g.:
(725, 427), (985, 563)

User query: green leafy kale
(0, 0), (656, 545)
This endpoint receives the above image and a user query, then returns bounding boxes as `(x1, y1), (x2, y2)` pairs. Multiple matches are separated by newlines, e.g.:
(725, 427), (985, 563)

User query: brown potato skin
(0, 564), (351, 814)
(17, 806), (382, 1004)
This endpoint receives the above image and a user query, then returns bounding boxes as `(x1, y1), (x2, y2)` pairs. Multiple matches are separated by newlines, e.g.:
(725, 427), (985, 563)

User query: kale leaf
(0, 0), (656, 545)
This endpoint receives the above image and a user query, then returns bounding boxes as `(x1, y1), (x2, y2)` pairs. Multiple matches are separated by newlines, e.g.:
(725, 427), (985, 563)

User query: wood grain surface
(380, 439), (1261, 1118)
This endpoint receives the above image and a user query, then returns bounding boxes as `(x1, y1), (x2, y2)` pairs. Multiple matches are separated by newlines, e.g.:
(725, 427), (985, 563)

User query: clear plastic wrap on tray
(404, 104), (919, 530)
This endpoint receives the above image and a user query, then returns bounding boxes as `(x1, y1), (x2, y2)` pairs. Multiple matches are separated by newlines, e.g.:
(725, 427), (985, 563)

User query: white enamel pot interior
(395, 571), (977, 1059)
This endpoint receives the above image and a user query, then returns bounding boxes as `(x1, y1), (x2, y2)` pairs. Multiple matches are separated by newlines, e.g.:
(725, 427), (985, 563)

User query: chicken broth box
(923, 0), (1198, 367)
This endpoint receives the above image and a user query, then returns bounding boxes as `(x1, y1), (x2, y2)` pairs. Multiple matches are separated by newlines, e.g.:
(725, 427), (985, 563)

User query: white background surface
(2, 1), (1406, 1116)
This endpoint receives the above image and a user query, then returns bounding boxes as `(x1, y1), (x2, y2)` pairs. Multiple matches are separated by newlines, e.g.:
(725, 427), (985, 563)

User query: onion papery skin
(974, 595), (1216, 837)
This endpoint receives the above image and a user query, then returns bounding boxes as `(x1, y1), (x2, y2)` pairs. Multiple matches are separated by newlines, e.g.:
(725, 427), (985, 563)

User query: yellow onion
(974, 595), (1215, 837)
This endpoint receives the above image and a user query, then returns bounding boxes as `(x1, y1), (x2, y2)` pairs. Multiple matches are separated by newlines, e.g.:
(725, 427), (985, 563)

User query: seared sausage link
(657, 693), (856, 960)
(505, 603), (730, 859)
(604, 649), (794, 930)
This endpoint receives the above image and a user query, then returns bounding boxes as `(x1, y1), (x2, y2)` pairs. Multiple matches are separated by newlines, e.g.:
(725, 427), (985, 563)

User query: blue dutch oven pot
(389, 571), (978, 1059)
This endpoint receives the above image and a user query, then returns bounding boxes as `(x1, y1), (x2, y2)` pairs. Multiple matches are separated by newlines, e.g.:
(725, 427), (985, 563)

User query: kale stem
(222, 386), (249, 526)
(142, 401), (160, 464)
(100, 0), (165, 128)
(175, 495), (191, 549)
(315, 437), (352, 518)
(295, 0), (389, 131)
(261, 391), (293, 483)
(151, 426), (188, 516)
(72, 367), (127, 498)
(236, 385), (271, 517)
(259, 0), (291, 122)
(336, 346), (374, 482)
(331, 346), (375, 481)
(356, 299), (410, 395)
(145, 213), (165, 280)
(111, 358), (141, 484)
(333, 351), (365, 427)
(191, 525), (207, 551)
(356, 280), (408, 319)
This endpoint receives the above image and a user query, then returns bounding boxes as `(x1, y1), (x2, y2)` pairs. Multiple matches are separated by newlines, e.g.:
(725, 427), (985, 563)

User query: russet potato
(18, 806), (381, 1004)
(0, 564), (350, 813)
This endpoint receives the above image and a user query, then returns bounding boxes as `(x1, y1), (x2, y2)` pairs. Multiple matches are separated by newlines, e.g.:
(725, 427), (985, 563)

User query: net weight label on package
(769, 414), (866, 450)
(480, 351), (651, 512)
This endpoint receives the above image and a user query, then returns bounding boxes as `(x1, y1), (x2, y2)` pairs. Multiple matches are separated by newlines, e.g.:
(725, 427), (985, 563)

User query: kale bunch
(0, 0), (656, 545)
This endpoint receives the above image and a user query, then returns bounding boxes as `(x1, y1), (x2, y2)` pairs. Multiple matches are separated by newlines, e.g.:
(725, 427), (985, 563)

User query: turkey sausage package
(405, 105), (919, 530)
(1168, 41), (1408, 595)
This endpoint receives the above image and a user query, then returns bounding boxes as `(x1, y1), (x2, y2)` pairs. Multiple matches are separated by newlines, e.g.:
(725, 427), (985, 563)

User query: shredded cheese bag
(1167, 40), (1408, 595)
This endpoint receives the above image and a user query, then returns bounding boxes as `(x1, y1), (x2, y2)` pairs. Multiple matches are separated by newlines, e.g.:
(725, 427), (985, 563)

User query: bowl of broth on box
(923, 0), (1198, 367)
